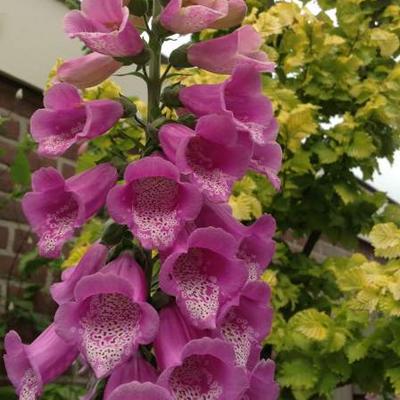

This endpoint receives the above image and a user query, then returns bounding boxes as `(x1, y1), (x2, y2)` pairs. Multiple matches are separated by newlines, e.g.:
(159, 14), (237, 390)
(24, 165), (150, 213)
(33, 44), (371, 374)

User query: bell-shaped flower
(107, 156), (203, 250)
(57, 52), (122, 89)
(195, 201), (276, 281)
(4, 324), (79, 400)
(215, 281), (273, 369)
(159, 115), (252, 202)
(157, 337), (248, 399)
(107, 382), (173, 400)
(22, 164), (117, 259)
(30, 83), (123, 157)
(51, 243), (108, 304)
(180, 64), (277, 147)
(159, 227), (248, 329)
(187, 26), (275, 75)
(154, 305), (204, 371)
(160, 0), (227, 34)
(249, 141), (282, 190)
(64, 0), (144, 57)
(244, 359), (279, 400)
(104, 353), (158, 400)
(209, 0), (247, 29)
(54, 253), (159, 379)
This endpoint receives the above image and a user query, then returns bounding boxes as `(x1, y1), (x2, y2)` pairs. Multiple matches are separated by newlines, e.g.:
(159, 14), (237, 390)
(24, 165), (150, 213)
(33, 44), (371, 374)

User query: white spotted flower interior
(22, 164), (117, 258)
(3, 325), (78, 400)
(160, 227), (247, 329)
(54, 253), (159, 378)
(30, 82), (123, 157)
(107, 156), (203, 250)
(156, 336), (248, 400)
(160, 114), (251, 202)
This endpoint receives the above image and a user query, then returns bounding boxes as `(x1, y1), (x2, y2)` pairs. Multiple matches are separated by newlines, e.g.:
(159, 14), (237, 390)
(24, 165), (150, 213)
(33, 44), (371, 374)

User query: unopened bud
(118, 95), (138, 118)
(169, 44), (192, 68)
(161, 84), (183, 108)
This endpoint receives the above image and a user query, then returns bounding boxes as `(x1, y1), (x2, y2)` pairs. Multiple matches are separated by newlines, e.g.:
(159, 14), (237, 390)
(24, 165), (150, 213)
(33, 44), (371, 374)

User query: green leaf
(347, 131), (376, 160)
(10, 147), (31, 186)
(386, 368), (400, 395)
(345, 340), (370, 363)
(279, 358), (319, 390)
(289, 309), (332, 341)
(370, 28), (400, 57)
(370, 223), (400, 258)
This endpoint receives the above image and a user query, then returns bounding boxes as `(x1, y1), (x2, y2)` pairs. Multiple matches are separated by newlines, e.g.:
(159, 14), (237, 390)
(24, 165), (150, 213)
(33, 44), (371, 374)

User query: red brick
(0, 225), (8, 249)
(13, 229), (35, 253)
(0, 118), (20, 141)
(0, 168), (13, 192)
(0, 195), (26, 223)
(0, 254), (17, 278)
(28, 151), (57, 171)
(61, 162), (76, 178)
(63, 143), (79, 161)
(0, 138), (17, 166)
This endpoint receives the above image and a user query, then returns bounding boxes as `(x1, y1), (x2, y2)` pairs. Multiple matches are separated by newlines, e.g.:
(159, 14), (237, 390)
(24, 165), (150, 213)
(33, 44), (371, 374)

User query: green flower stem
(147, 0), (162, 124)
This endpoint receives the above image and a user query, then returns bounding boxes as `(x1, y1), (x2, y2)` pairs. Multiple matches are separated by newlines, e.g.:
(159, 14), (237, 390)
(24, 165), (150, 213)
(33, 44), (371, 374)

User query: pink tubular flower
(108, 382), (172, 400)
(159, 114), (252, 202)
(64, 0), (144, 57)
(159, 227), (248, 329)
(104, 353), (158, 399)
(54, 253), (159, 378)
(30, 83), (123, 157)
(157, 337), (248, 399)
(215, 281), (273, 369)
(244, 359), (279, 400)
(160, 0), (228, 34)
(187, 26), (275, 75)
(51, 243), (108, 305)
(57, 52), (122, 89)
(107, 156), (203, 250)
(209, 0), (247, 29)
(249, 141), (282, 190)
(180, 64), (277, 147)
(154, 305), (204, 371)
(160, 0), (246, 34)
(22, 164), (117, 258)
(195, 201), (276, 281)
(4, 324), (78, 400)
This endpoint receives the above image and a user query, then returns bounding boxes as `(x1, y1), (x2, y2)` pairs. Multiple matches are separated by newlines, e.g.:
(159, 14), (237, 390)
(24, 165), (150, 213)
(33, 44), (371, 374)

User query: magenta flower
(51, 243), (108, 305)
(157, 337), (248, 399)
(54, 253), (159, 378)
(107, 156), (203, 250)
(30, 83), (123, 157)
(57, 52), (122, 89)
(108, 382), (172, 400)
(159, 227), (247, 329)
(216, 281), (273, 369)
(4, 324), (78, 400)
(196, 201), (276, 281)
(64, 0), (144, 57)
(104, 354), (158, 400)
(160, 0), (246, 33)
(249, 141), (282, 190)
(22, 164), (117, 258)
(244, 359), (279, 400)
(159, 115), (252, 202)
(209, 0), (247, 29)
(188, 26), (275, 75)
(180, 64), (277, 146)
(154, 305), (204, 371)
(160, 0), (228, 34)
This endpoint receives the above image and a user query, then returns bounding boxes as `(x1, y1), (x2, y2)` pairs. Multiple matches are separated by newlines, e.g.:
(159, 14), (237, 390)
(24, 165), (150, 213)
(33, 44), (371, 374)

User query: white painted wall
(0, 0), (146, 97)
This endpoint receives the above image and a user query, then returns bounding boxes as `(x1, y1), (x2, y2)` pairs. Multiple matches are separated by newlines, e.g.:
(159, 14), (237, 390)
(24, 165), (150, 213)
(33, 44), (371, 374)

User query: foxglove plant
(3, 0), (282, 398)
